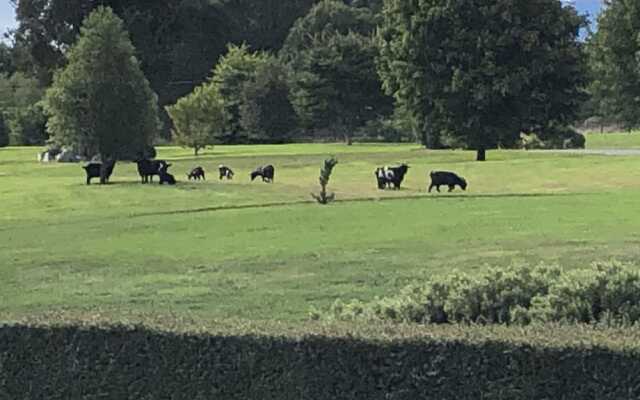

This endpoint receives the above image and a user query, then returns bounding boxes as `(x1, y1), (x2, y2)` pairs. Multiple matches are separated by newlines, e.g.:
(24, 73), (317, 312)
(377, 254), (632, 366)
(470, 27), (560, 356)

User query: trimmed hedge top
(2, 310), (640, 353)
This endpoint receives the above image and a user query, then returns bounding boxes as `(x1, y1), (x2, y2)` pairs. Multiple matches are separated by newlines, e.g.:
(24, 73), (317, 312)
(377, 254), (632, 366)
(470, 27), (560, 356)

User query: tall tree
(280, 0), (376, 66)
(44, 6), (158, 159)
(209, 44), (269, 144)
(378, 0), (587, 160)
(0, 72), (47, 145)
(587, 0), (640, 129)
(166, 85), (226, 156)
(240, 57), (298, 143)
(285, 1), (391, 144)
(12, 0), (318, 111)
(291, 32), (392, 144)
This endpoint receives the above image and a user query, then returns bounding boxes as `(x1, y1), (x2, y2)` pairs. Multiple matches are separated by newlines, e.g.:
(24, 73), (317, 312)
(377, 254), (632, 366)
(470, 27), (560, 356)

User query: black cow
(187, 166), (206, 181)
(82, 159), (116, 185)
(218, 165), (234, 180)
(250, 165), (275, 183)
(375, 164), (409, 190)
(428, 171), (467, 193)
(135, 159), (168, 183)
(159, 163), (176, 185)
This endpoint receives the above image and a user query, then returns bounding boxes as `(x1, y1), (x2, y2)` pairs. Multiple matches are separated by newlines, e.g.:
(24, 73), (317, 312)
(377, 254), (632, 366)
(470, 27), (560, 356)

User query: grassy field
(585, 131), (640, 149)
(2, 142), (640, 322)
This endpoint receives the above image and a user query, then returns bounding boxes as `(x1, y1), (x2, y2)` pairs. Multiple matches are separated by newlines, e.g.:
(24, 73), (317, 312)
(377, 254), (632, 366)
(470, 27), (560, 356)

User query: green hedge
(324, 262), (640, 326)
(2, 318), (640, 399)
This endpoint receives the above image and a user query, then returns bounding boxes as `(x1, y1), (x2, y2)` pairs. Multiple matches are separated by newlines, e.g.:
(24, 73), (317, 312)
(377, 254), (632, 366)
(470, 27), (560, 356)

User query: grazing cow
(374, 164), (409, 190)
(218, 165), (234, 180)
(159, 163), (176, 185)
(187, 166), (206, 181)
(135, 159), (168, 183)
(428, 171), (467, 193)
(250, 165), (275, 183)
(82, 159), (116, 185)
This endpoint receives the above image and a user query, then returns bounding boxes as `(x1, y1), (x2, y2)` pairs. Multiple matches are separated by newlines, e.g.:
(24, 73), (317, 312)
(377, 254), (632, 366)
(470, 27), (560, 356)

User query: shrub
(326, 262), (640, 326)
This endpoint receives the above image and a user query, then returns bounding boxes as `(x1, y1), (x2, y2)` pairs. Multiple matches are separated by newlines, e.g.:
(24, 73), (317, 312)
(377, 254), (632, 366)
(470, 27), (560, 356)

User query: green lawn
(1, 144), (640, 322)
(585, 131), (640, 149)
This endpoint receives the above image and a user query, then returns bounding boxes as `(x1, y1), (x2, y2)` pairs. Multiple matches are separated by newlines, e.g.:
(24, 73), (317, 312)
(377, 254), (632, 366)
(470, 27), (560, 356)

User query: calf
(218, 165), (234, 180)
(187, 166), (206, 181)
(428, 171), (467, 193)
(82, 159), (116, 185)
(135, 159), (168, 183)
(159, 163), (176, 185)
(250, 164), (275, 183)
(374, 164), (409, 190)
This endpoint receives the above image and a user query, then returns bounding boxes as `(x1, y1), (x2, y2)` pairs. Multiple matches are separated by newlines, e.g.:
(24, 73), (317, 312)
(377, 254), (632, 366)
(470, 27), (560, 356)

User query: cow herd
(81, 158), (467, 193)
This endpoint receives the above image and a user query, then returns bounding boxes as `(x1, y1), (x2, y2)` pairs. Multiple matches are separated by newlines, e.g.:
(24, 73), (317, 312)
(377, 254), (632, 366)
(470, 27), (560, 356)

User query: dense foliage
(286, 1), (392, 144)
(586, 0), (640, 129)
(166, 85), (225, 156)
(44, 7), (159, 159)
(324, 262), (640, 326)
(378, 0), (588, 159)
(239, 57), (298, 144)
(0, 72), (46, 146)
(2, 0), (633, 147)
(2, 320), (640, 399)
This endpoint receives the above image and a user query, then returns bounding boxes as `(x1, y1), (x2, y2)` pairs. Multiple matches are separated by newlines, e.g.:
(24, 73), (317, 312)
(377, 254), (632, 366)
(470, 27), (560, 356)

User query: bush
(2, 319), (640, 399)
(326, 262), (640, 326)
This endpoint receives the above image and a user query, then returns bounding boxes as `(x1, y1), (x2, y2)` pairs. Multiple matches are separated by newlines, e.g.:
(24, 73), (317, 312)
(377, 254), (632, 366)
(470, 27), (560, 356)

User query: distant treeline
(1, 0), (638, 159)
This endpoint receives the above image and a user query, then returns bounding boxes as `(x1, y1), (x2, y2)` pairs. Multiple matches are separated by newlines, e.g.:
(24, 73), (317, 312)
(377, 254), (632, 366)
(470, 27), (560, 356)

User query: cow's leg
(448, 185), (454, 192)
(86, 176), (91, 185)
(428, 184), (433, 192)
(436, 185), (441, 192)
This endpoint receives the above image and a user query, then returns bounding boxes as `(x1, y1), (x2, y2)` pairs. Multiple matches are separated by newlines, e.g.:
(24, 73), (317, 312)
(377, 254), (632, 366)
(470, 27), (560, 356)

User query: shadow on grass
(127, 191), (593, 219)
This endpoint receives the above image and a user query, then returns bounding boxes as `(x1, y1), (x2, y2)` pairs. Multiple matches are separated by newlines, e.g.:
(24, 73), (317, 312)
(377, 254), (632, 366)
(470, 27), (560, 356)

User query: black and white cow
(135, 159), (169, 183)
(219, 165), (234, 180)
(374, 164), (409, 190)
(250, 165), (275, 183)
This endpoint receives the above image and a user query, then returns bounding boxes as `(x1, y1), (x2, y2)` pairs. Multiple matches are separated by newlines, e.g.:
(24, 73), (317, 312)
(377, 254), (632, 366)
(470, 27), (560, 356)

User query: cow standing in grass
(135, 159), (168, 183)
(375, 164), (409, 190)
(82, 159), (116, 185)
(428, 171), (467, 192)
(250, 165), (275, 183)
(219, 165), (234, 180)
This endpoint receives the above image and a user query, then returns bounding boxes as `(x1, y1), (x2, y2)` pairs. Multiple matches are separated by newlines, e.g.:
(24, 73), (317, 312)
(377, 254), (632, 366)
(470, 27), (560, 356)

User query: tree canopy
(166, 84), (225, 156)
(378, 0), (587, 159)
(586, 0), (640, 129)
(44, 6), (159, 159)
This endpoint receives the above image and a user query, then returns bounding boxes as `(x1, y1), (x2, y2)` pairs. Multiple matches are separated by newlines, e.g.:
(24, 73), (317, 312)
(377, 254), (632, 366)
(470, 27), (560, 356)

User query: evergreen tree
(44, 7), (159, 159)
(240, 57), (298, 143)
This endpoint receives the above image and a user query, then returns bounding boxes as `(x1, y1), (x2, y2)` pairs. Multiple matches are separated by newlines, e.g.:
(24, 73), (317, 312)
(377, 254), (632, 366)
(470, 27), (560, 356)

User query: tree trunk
(345, 134), (352, 146)
(476, 148), (486, 161)
(194, 147), (199, 156)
